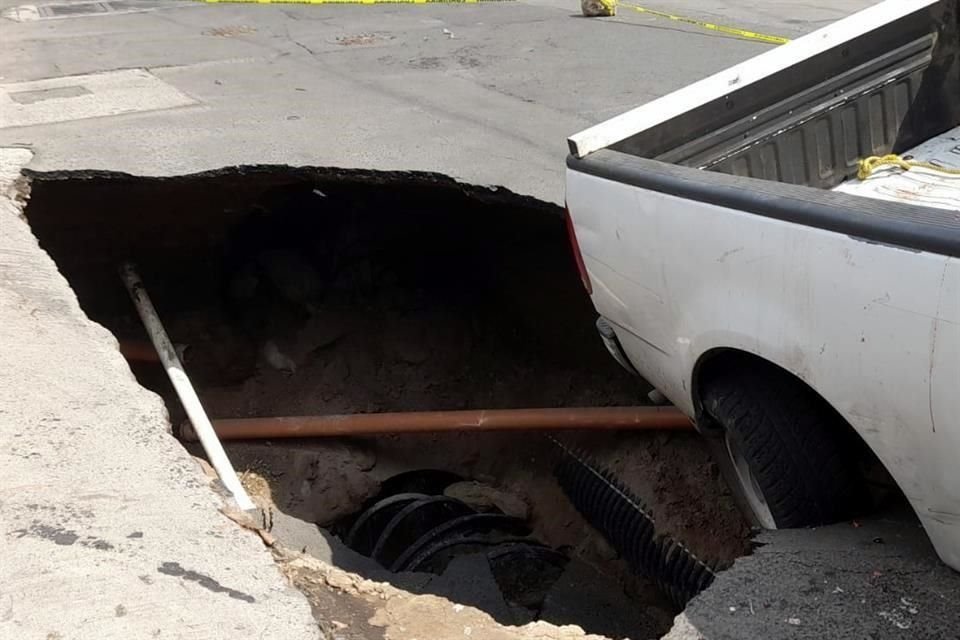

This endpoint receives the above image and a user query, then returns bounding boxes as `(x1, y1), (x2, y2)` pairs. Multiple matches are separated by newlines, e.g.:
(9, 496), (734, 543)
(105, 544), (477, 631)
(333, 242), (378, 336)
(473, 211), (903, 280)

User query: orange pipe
(118, 339), (160, 363)
(180, 406), (693, 441)
(119, 339), (188, 364)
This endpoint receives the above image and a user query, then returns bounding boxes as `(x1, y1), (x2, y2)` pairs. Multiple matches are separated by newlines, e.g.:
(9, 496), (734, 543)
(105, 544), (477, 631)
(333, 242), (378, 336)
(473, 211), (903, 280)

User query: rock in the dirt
(262, 339), (297, 373)
(444, 481), (530, 520)
(226, 441), (379, 526)
(660, 613), (707, 640)
(240, 470), (274, 507)
(488, 545), (566, 615)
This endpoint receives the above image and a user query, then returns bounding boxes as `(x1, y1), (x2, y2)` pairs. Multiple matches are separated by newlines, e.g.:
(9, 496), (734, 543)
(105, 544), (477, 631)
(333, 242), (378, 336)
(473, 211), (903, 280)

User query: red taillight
(564, 205), (592, 295)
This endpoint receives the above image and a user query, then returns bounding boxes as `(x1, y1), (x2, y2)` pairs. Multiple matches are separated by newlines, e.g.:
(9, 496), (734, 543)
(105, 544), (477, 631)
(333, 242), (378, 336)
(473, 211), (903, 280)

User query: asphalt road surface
(2, 0), (875, 202)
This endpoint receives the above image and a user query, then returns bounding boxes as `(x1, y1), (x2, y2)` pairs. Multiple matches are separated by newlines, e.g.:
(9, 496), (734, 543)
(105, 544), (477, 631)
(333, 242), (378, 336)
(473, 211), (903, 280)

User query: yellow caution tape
(196, 0), (786, 46)
(200, 0), (505, 4)
(857, 154), (960, 181)
(621, 3), (789, 45)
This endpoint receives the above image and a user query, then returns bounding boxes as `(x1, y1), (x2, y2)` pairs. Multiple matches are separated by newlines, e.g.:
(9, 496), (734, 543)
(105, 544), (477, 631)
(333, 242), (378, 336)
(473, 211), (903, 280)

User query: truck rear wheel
(701, 367), (865, 529)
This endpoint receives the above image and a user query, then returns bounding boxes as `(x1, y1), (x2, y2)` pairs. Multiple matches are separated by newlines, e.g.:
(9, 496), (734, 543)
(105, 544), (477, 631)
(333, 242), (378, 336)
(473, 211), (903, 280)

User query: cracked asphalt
(675, 513), (960, 639)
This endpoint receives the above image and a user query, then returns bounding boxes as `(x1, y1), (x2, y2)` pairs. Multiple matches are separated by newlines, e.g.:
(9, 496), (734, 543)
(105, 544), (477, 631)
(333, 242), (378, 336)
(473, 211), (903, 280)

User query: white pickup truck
(565, 0), (960, 570)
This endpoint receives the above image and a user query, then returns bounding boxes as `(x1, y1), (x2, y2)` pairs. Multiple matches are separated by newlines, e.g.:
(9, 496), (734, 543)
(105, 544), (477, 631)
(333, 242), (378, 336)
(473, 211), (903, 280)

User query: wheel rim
(725, 432), (778, 529)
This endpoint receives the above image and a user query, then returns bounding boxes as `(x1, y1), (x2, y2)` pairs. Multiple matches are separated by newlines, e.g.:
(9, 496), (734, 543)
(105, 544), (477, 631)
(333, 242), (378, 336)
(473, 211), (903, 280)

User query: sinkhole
(23, 166), (752, 639)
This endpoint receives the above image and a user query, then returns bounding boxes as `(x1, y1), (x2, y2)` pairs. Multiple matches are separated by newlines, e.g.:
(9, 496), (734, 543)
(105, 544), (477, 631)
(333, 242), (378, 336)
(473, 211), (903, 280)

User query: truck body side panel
(566, 167), (960, 568)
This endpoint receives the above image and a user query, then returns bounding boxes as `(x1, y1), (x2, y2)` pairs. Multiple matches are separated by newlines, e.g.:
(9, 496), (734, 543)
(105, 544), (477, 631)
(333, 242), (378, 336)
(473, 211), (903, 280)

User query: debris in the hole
(262, 339), (297, 373)
(345, 493), (435, 556)
(552, 439), (719, 607)
(403, 534), (547, 574)
(369, 496), (476, 566)
(390, 513), (530, 572)
(444, 481), (530, 520)
(338, 471), (573, 620)
(277, 550), (615, 640)
(487, 543), (568, 610)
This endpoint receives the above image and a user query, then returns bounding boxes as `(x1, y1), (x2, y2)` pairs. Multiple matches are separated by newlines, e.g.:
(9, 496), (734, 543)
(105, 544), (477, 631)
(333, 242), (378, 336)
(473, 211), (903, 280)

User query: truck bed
(570, 0), (960, 191)
(567, 0), (960, 258)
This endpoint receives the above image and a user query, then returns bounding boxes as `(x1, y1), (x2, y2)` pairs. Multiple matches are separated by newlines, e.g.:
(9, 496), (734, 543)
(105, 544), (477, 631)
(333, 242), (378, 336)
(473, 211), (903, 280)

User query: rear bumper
(596, 317), (639, 376)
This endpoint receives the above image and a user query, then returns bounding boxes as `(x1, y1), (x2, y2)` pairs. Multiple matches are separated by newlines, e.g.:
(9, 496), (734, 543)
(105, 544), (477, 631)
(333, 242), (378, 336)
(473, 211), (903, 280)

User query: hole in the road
(24, 167), (753, 639)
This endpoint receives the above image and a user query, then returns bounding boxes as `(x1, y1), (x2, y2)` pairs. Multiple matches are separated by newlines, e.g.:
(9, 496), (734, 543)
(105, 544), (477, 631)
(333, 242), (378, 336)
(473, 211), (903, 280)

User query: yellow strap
(857, 154), (960, 181)
(620, 3), (789, 45)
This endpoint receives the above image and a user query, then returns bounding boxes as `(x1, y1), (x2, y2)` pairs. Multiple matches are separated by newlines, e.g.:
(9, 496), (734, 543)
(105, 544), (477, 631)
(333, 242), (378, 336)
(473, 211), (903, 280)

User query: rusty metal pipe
(119, 339), (189, 364)
(180, 406), (693, 441)
(119, 339), (161, 363)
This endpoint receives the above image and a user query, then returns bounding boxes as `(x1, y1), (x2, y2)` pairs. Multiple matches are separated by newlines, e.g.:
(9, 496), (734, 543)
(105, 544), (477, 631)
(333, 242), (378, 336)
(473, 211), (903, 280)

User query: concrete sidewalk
(0, 148), (318, 638)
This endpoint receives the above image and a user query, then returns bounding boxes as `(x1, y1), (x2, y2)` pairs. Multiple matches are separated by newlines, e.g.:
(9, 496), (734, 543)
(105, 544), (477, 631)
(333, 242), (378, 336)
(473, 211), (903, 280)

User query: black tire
(702, 366), (866, 528)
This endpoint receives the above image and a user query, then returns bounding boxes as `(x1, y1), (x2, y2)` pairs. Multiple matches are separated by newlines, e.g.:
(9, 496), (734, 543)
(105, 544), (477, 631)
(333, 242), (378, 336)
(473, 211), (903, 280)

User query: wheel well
(693, 348), (841, 432)
(692, 348), (898, 495)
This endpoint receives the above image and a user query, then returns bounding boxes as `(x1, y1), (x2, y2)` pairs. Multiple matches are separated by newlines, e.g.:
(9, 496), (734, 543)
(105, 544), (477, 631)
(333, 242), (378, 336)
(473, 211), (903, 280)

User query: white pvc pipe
(120, 263), (255, 511)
